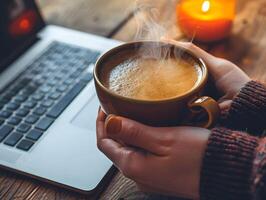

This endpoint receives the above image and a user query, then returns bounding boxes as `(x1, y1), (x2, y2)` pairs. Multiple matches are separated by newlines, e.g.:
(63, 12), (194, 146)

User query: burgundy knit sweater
(200, 81), (266, 200)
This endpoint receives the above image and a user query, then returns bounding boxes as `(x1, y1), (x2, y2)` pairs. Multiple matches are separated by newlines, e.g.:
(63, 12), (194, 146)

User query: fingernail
(105, 115), (122, 135)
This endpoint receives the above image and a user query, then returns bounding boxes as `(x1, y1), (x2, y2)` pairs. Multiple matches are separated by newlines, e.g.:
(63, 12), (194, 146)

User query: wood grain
(37, 0), (136, 37)
(0, 0), (265, 199)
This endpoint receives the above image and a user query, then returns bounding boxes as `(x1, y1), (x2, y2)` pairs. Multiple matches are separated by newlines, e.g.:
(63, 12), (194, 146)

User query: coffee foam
(103, 57), (200, 101)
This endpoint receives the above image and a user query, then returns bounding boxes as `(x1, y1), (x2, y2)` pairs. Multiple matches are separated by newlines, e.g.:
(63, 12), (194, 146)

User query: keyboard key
(4, 132), (23, 146)
(49, 92), (61, 100)
(35, 117), (54, 131)
(47, 81), (87, 118)
(7, 117), (22, 125)
(61, 68), (70, 74)
(56, 85), (68, 93)
(16, 108), (29, 117)
(14, 94), (28, 103)
(41, 99), (54, 108)
(77, 64), (88, 72)
(0, 125), (13, 142)
(22, 83), (40, 95)
(48, 64), (58, 71)
(54, 73), (64, 80)
(63, 78), (75, 86)
(69, 71), (81, 79)
(25, 115), (39, 124)
(0, 110), (12, 119)
(17, 123), (31, 133)
(0, 119), (4, 125)
(47, 79), (58, 86)
(6, 102), (20, 111)
(40, 85), (52, 93)
(24, 101), (37, 109)
(32, 93), (44, 101)
(26, 129), (43, 141)
(17, 139), (34, 151)
(33, 107), (46, 116)
(80, 72), (93, 83)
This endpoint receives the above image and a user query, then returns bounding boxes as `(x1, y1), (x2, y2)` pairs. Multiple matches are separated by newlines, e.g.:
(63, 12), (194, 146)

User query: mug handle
(188, 96), (220, 128)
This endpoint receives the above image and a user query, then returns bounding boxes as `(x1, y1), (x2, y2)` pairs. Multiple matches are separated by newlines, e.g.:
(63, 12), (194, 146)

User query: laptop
(0, 0), (120, 194)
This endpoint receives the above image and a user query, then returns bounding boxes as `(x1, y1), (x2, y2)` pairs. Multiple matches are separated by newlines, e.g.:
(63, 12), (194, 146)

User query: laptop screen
(0, 0), (45, 72)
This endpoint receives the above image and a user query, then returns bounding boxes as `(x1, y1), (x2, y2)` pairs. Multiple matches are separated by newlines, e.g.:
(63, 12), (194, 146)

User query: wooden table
(1, 0), (266, 199)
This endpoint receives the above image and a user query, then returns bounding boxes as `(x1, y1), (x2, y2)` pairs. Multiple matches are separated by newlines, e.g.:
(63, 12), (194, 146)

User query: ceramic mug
(94, 41), (220, 128)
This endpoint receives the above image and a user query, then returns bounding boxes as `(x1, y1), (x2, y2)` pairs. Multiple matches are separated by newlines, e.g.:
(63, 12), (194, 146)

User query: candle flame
(202, 0), (210, 13)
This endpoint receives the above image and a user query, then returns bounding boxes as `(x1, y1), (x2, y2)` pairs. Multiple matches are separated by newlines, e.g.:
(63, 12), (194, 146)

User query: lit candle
(177, 0), (236, 42)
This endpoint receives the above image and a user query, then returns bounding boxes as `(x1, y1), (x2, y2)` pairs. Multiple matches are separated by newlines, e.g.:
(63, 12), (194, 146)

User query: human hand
(97, 110), (210, 199)
(162, 38), (251, 110)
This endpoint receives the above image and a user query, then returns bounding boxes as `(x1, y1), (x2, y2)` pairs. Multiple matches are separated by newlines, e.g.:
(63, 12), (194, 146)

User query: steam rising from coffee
(134, 1), (168, 41)
(133, 0), (184, 61)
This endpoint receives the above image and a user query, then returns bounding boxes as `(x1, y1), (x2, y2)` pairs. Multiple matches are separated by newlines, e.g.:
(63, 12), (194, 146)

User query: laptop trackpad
(71, 95), (99, 131)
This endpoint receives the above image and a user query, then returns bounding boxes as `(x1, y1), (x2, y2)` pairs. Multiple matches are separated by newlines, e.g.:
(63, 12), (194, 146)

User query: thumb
(105, 115), (166, 156)
(161, 38), (217, 68)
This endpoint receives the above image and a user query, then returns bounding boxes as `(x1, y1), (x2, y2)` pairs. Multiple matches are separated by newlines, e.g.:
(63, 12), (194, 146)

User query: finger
(97, 112), (150, 180)
(99, 138), (147, 180)
(105, 116), (168, 156)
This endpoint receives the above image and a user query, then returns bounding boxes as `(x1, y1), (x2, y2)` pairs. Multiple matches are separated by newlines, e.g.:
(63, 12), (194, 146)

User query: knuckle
(160, 134), (175, 146)
(126, 123), (142, 140)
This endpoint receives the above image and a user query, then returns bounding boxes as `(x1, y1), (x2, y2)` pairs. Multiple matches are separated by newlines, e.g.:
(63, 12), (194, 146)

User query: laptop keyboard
(0, 41), (100, 151)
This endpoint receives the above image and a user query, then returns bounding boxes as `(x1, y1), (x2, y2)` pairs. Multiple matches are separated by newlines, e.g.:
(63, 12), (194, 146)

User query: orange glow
(177, 0), (236, 42)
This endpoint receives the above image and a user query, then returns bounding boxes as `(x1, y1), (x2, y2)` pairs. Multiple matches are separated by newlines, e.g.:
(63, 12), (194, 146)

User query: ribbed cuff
(200, 127), (259, 200)
(227, 81), (266, 135)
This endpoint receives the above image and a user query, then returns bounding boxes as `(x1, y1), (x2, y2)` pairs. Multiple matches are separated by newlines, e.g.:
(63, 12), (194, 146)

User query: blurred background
(36, 0), (266, 82)
(36, 0), (179, 40)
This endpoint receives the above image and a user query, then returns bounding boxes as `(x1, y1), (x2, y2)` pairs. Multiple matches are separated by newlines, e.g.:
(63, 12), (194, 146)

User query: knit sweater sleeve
(224, 81), (266, 135)
(200, 127), (266, 200)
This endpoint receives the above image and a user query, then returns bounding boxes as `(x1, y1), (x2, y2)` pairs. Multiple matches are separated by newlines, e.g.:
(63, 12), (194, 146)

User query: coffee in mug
(100, 57), (201, 101)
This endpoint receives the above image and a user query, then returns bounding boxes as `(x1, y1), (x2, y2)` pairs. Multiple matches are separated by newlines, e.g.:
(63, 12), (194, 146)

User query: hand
(162, 38), (251, 111)
(97, 110), (210, 199)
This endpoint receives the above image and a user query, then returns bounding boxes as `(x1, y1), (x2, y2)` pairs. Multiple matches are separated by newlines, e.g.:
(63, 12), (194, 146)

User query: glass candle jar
(177, 0), (236, 42)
